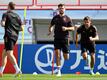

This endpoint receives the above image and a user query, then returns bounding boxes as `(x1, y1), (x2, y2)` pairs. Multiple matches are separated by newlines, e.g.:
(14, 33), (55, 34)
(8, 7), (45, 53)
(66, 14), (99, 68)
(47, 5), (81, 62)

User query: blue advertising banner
(18, 44), (107, 74)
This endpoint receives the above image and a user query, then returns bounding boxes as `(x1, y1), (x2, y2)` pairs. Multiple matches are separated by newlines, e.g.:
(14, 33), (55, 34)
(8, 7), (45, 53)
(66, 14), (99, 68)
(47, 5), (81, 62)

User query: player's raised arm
(89, 27), (99, 41)
(62, 18), (75, 31)
(62, 26), (75, 31)
(89, 34), (99, 41)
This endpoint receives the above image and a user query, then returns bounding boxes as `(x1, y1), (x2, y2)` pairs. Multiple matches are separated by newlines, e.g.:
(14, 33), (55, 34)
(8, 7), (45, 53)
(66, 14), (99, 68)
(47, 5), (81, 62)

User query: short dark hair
(84, 16), (91, 21)
(58, 4), (65, 7)
(8, 2), (15, 10)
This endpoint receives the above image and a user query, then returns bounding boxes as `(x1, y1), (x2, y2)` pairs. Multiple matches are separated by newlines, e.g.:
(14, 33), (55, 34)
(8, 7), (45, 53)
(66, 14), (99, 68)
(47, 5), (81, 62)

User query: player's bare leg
(7, 50), (22, 77)
(82, 52), (90, 66)
(63, 53), (69, 60)
(90, 53), (95, 75)
(0, 49), (7, 77)
(82, 52), (87, 60)
(55, 49), (61, 76)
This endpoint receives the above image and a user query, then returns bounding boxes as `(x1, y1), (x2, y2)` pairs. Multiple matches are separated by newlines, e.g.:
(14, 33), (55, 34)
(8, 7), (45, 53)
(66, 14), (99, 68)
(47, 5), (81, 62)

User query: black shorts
(54, 39), (70, 53)
(4, 37), (17, 51)
(81, 43), (95, 54)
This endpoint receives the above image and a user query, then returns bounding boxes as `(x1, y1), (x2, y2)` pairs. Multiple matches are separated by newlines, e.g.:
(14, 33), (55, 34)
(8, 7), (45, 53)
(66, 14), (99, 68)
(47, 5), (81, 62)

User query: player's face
(84, 20), (91, 27)
(58, 6), (65, 15)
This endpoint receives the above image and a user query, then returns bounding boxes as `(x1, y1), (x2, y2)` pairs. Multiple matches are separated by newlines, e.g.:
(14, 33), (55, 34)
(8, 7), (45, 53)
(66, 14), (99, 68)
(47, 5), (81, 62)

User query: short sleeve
(2, 13), (7, 21)
(77, 26), (82, 34)
(66, 16), (73, 27)
(67, 19), (73, 27)
(92, 26), (97, 37)
(51, 16), (55, 26)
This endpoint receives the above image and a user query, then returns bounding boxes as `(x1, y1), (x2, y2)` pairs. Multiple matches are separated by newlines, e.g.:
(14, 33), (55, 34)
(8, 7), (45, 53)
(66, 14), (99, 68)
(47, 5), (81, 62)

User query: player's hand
(89, 37), (94, 41)
(1, 21), (5, 27)
(62, 26), (67, 31)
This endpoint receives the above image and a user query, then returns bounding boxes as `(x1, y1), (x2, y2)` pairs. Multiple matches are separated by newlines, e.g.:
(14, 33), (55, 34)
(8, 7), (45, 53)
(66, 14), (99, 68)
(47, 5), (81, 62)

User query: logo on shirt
(63, 17), (67, 22)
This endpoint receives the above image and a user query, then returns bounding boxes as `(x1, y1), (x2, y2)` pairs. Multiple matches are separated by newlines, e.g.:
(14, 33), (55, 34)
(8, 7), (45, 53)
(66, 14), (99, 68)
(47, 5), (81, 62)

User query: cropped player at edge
(76, 16), (99, 75)
(0, 2), (24, 77)
(48, 4), (75, 76)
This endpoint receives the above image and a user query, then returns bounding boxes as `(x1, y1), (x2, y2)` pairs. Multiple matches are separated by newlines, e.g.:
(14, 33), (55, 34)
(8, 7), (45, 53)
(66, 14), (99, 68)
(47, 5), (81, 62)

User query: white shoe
(56, 73), (61, 77)
(15, 70), (22, 77)
(90, 70), (95, 75)
(56, 70), (61, 77)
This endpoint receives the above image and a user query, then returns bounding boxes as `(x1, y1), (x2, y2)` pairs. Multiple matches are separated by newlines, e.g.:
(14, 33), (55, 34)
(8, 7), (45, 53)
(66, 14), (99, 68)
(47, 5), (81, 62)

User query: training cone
(76, 72), (81, 75)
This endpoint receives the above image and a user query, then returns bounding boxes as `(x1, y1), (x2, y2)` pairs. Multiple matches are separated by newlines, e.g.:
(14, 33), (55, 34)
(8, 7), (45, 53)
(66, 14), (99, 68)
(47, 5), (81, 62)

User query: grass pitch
(0, 74), (107, 80)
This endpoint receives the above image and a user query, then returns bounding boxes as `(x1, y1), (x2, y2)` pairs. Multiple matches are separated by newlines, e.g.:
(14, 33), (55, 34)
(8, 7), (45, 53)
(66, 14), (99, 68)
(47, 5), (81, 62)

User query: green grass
(0, 74), (107, 80)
